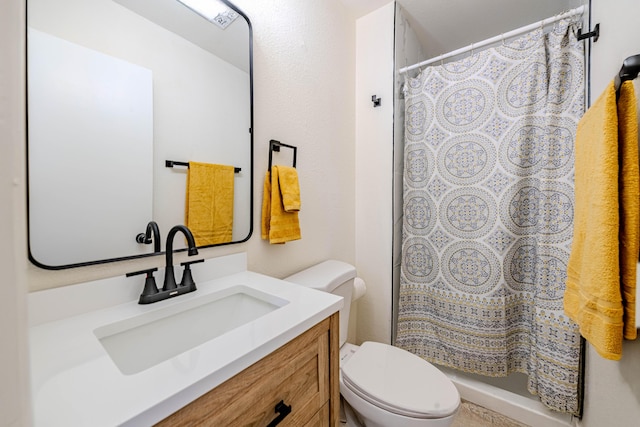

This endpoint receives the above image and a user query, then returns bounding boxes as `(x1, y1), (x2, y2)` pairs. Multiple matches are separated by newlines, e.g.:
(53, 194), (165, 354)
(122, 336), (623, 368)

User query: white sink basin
(94, 285), (288, 375)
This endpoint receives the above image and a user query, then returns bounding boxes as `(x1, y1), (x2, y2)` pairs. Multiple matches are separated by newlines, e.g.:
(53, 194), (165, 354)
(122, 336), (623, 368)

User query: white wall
(577, 0), (640, 425)
(236, 0), (357, 278)
(354, 2), (395, 344)
(0, 0), (30, 425)
(28, 28), (154, 266)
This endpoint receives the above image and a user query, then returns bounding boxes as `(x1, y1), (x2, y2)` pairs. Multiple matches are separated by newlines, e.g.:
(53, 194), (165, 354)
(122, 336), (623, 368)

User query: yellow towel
(278, 165), (301, 212)
(261, 166), (301, 244)
(261, 170), (272, 241)
(564, 81), (639, 360)
(185, 162), (235, 246)
(618, 81), (639, 341)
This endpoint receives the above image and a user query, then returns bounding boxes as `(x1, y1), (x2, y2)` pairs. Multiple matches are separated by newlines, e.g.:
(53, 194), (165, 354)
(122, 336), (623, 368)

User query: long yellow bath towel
(185, 162), (235, 246)
(564, 81), (639, 360)
(261, 166), (301, 244)
(617, 81), (639, 341)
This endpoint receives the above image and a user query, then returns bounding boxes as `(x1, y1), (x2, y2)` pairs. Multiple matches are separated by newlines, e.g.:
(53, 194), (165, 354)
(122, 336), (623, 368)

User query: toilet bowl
(285, 261), (460, 427)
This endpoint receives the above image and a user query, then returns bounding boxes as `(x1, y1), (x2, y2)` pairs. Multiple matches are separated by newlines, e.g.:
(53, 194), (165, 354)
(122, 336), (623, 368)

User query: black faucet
(127, 225), (202, 304)
(163, 225), (198, 291)
(136, 221), (162, 253)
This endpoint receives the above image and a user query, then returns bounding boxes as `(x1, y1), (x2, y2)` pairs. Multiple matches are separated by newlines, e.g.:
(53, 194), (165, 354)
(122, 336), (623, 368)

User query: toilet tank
(284, 260), (356, 347)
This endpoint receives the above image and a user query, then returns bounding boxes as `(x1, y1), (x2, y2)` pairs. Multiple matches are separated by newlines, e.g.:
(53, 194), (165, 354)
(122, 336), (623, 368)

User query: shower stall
(391, 1), (591, 426)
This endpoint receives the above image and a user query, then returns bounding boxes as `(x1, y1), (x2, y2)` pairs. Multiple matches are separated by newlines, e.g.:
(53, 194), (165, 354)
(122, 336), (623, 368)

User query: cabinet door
(303, 403), (330, 427)
(157, 315), (335, 426)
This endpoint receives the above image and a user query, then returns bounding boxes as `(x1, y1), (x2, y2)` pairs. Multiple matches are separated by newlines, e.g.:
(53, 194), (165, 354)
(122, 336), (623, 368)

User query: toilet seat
(341, 342), (459, 419)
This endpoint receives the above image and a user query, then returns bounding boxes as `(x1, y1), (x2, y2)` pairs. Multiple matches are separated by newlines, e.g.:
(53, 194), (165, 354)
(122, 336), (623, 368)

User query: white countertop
(29, 258), (342, 426)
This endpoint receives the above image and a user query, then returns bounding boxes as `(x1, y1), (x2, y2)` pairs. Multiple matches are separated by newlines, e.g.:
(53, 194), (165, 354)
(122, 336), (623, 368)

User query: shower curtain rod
(399, 5), (585, 75)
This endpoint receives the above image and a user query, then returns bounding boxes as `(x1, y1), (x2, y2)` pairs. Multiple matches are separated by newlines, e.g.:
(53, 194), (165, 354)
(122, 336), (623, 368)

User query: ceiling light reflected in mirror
(176, 0), (239, 29)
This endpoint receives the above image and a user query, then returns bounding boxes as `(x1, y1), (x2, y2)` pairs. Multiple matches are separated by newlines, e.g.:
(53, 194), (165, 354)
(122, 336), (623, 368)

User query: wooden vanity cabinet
(157, 312), (340, 427)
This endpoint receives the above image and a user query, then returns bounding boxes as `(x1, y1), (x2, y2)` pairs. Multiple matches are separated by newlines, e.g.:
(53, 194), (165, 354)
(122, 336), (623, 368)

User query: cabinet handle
(266, 400), (291, 427)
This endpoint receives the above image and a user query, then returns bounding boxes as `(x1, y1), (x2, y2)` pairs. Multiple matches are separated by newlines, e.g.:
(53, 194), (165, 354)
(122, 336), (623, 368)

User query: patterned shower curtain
(396, 20), (584, 414)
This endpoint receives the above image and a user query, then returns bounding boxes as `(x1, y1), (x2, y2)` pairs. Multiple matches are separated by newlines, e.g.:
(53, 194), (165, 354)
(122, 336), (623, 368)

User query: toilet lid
(341, 342), (460, 418)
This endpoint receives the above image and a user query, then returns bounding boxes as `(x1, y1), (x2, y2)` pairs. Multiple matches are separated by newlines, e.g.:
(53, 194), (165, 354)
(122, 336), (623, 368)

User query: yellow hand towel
(261, 166), (301, 244)
(185, 162), (235, 246)
(277, 165), (301, 212)
(564, 81), (639, 361)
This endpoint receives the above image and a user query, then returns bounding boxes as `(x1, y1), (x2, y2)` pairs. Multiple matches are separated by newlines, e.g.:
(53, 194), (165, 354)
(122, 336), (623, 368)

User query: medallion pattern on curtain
(396, 20), (584, 414)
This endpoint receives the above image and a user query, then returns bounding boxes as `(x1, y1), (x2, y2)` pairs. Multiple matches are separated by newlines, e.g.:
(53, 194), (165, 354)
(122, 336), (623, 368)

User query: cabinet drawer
(157, 317), (331, 426)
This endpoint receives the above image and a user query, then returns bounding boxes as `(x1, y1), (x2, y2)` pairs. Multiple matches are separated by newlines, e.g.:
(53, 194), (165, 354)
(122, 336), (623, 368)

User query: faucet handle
(180, 259), (204, 291)
(181, 259), (204, 266)
(135, 233), (151, 244)
(136, 221), (162, 253)
(126, 268), (159, 304)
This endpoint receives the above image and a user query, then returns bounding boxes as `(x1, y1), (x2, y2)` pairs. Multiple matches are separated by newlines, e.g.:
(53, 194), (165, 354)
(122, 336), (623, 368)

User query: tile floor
(451, 400), (530, 427)
(340, 399), (530, 427)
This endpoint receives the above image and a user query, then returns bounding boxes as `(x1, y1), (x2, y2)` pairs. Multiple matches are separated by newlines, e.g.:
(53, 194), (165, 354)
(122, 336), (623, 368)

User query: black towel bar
(268, 139), (297, 171)
(614, 54), (640, 97)
(165, 160), (241, 173)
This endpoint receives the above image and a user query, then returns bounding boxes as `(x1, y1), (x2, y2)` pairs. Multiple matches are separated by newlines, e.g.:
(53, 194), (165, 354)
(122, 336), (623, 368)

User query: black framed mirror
(26, 0), (253, 269)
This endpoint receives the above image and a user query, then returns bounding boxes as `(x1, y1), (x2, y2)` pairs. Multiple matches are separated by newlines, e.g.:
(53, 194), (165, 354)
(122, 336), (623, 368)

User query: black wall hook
(371, 95), (381, 107)
(577, 23), (599, 42)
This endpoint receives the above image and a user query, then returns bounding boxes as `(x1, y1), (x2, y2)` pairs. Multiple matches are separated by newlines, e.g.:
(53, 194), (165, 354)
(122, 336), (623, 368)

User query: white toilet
(285, 260), (460, 427)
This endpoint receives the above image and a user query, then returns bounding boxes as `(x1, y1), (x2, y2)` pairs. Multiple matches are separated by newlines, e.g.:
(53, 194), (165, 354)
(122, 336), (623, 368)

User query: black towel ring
(268, 139), (297, 171)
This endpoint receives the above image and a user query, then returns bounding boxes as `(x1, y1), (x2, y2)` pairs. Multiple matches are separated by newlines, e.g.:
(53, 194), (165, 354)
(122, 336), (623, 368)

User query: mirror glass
(27, 0), (253, 269)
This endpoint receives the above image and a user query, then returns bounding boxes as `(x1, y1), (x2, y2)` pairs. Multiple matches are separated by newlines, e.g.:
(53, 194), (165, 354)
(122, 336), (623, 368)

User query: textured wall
(234, 0), (357, 278)
(1, 0), (30, 425)
(354, 2), (395, 345)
